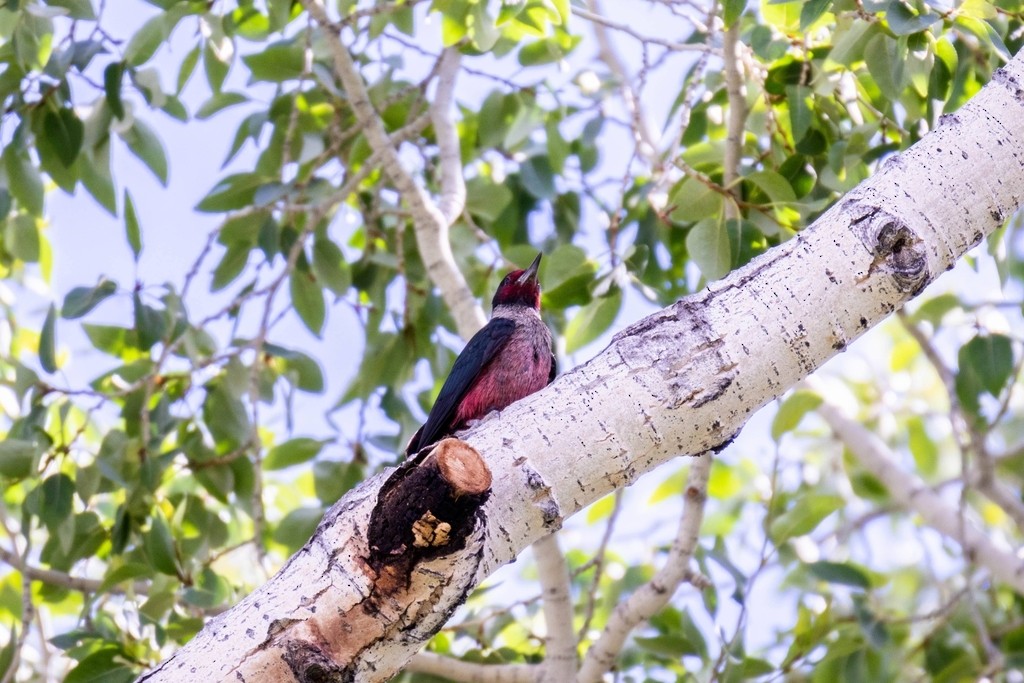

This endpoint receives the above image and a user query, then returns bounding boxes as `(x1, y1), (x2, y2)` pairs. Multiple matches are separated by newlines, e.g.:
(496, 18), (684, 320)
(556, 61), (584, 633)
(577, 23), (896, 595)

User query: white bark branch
(406, 652), (539, 683)
(302, 0), (486, 339)
(722, 22), (744, 203)
(138, 48), (1024, 683)
(533, 534), (577, 682)
(815, 399), (1024, 594)
(576, 456), (710, 683)
(431, 47), (467, 227)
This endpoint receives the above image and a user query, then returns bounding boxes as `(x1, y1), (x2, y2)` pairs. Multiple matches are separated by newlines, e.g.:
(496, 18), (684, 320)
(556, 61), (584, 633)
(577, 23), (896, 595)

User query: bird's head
(491, 252), (543, 310)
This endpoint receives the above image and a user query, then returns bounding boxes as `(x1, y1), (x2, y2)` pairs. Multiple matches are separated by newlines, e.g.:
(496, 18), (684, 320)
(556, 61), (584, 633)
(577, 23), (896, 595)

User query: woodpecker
(406, 253), (555, 456)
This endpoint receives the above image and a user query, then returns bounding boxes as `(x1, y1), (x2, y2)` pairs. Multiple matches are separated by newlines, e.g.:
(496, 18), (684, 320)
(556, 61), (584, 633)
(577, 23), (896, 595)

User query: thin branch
(576, 455), (712, 683)
(582, 0), (661, 167)
(577, 490), (622, 639)
(0, 509), (30, 683)
(431, 47), (467, 226)
(571, 5), (714, 54)
(897, 311), (1024, 531)
(815, 397), (1024, 594)
(302, 0), (485, 339)
(405, 652), (539, 682)
(533, 533), (577, 681)
(722, 20), (745, 211)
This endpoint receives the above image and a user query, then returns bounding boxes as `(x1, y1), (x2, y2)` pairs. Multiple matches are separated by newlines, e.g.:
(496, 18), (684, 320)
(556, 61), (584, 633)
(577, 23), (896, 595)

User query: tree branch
(815, 397), (1024, 594)
(431, 47), (467, 227)
(582, 0), (661, 166)
(533, 533), (577, 681)
(301, 0), (485, 339)
(897, 311), (1024, 531)
(406, 651), (539, 682)
(576, 456), (711, 683)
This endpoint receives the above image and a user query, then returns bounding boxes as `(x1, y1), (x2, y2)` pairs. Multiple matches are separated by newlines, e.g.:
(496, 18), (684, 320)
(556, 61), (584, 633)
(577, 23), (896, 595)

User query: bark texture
(138, 51), (1024, 683)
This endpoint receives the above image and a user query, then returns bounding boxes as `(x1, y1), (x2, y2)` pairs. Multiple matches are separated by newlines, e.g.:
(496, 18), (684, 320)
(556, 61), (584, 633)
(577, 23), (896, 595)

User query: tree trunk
(137, 49), (1024, 683)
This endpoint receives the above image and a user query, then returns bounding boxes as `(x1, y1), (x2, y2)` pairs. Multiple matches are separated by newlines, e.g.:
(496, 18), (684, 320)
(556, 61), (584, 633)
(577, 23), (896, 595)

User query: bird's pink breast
(454, 334), (551, 427)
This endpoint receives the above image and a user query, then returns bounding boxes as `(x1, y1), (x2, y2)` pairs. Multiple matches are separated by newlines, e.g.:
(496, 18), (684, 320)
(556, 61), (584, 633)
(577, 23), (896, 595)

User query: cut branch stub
(366, 438), (492, 595)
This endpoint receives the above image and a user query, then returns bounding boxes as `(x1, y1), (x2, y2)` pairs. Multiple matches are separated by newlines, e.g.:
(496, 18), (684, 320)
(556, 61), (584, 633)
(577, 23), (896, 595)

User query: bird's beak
(517, 252), (542, 285)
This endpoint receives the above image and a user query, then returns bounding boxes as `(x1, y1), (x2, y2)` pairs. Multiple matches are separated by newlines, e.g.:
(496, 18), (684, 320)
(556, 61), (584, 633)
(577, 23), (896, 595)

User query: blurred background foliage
(0, 0), (1022, 681)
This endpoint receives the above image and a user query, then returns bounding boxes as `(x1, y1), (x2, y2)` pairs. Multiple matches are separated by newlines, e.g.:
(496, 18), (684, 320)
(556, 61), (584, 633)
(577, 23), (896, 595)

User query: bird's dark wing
(407, 317), (516, 455)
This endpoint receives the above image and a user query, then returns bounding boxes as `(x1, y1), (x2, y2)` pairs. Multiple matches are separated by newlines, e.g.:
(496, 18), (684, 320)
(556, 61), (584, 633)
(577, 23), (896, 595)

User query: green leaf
(61, 278), (117, 319)
(863, 33), (907, 102)
(956, 334), (1014, 415)
(907, 416), (938, 477)
(42, 108), (84, 167)
(723, 0), (745, 27)
(79, 143), (117, 216)
(123, 190), (142, 260)
(4, 144), (44, 217)
(785, 85), (813, 145)
(38, 474), (74, 531)
(204, 381), (251, 448)
(242, 41), (305, 82)
(886, 1), (940, 35)
(64, 648), (136, 683)
(799, 0), (831, 29)
(124, 12), (175, 66)
(0, 626), (14, 681)
(564, 288), (622, 354)
(121, 119), (168, 185)
(211, 244), (250, 291)
(265, 344), (324, 393)
(465, 177), (513, 222)
(203, 40), (231, 94)
(0, 439), (37, 479)
(97, 563), (153, 594)
(6, 213), (40, 262)
(806, 560), (871, 589)
(48, 0), (96, 19)
(40, 304), (57, 373)
(133, 291), (167, 351)
(311, 238), (350, 296)
(313, 461), (363, 503)
(196, 174), (266, 213)
(176, 44), (200, 94)
(145, 512), (178, 576)
(290, 266), (326, 337)
(195, 91), (248, 120)
(13, 15), (53, 72)
(686, 218), (730, 281)
(272, 506), (324, 552)
(669, 176), (722, 223)
(265, 437), (328, 470)
(911, 293), (960, 327)
(519, 156), (556, 199)
(771, 390), (822, 440)
(770, 493), (843, 542)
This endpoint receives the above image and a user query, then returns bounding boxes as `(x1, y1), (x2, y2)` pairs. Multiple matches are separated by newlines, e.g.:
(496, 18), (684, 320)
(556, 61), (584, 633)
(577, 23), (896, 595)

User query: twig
(576, 455), (712, 682)
(814, 397), (1024, 594)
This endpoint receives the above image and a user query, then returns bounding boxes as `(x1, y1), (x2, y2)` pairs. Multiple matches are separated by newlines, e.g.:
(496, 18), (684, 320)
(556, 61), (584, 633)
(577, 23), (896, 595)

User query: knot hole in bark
(282, 640), (351, 683)
(847, 203), (930, 295)
(365, 438), (491, 596)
